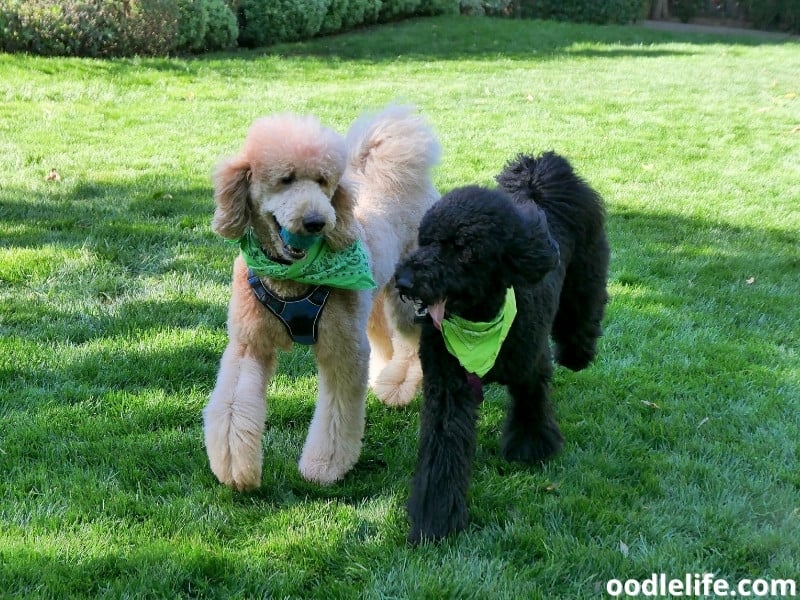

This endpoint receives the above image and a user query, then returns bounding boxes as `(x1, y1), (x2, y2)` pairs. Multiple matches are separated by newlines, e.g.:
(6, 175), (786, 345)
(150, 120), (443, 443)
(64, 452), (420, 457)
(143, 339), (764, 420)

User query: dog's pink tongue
(428, 299), (446, 331)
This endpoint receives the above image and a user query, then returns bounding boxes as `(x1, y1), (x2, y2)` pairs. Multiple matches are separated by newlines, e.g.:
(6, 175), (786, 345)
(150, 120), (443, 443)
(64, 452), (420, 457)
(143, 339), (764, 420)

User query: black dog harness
(247, 269), (330, 345)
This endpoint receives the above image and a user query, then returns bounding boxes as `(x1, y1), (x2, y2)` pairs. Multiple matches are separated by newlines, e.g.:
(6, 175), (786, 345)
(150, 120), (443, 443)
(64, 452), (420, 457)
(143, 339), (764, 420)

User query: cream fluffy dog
(203, 106), (440, 489)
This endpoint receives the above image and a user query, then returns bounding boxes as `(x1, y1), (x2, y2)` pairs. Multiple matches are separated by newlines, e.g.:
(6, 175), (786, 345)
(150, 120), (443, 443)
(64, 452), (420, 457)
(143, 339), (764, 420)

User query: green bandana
(440, 287), (517, 377)
(233, 228), (377, 290)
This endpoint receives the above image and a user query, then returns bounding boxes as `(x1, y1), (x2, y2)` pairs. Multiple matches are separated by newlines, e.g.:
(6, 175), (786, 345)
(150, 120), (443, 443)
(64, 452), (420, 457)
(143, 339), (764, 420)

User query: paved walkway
(639, 19), (798, 41)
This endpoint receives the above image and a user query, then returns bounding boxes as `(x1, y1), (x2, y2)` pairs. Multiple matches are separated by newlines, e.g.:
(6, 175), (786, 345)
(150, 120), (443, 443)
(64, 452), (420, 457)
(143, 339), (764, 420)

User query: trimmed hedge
(656, 0), (800, 31)
(0, 0), (179, 57)
(744, 0), (800, 32)
(238, 0), (330, 47)
(0, 0), (238, 56)
(518, 0), (642, 24)
(177, 0), (239, 52)
(0, 0), (457, 56)
(459, 0), (641, 22)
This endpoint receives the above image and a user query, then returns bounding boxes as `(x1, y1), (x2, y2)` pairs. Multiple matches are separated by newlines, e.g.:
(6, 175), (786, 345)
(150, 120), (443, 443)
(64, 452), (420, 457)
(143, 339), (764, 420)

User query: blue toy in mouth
(280, 227), (319, 250)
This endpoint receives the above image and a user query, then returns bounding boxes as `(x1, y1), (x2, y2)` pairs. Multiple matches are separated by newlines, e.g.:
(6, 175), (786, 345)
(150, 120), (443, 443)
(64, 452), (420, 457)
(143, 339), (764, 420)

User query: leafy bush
(380, 0), (423, 19)
(460, 0), (514, 16)
(200, 0), (238, 50)
(517, 0), (642, 23)
(319, 0), (382, 33)
(176, 0), (209, 52)
(379, 0), (457, 19)
(175, 0), (238, 52)
(0, 0), (459, 55)
(418, 0), (460, 15)
(238, 0), (329, 47)
(669, 0), (704, 22)
(0, 0), (179, 57)
(743, 0), (800, 32)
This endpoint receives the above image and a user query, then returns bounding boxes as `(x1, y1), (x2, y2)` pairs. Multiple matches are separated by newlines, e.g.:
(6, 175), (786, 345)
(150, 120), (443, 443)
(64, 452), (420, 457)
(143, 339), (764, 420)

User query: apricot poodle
(204, 106), (440, 489)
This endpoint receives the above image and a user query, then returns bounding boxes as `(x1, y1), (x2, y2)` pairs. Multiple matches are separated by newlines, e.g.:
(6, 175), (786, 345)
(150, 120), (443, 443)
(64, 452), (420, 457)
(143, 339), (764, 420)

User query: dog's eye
(316, 176), (327, 186)
(280, 173), (296, 185)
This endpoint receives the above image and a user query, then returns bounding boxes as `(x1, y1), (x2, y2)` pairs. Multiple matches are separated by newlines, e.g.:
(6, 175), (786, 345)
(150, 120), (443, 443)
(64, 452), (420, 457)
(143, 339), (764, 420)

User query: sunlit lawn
(1, 15), (798, 599)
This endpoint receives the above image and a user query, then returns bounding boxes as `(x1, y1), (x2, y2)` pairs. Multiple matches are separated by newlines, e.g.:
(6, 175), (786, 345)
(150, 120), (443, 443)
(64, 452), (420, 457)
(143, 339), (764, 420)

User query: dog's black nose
(302, 215), (326, 234)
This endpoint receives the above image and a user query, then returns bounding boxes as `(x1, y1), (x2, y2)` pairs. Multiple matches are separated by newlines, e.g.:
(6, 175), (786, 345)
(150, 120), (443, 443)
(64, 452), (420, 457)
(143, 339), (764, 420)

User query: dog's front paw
(298, 440), (361, 485)
(407, 487), (468, 544)
(502, 417), (564, 463)
(205, 428), (263, 491)
(203, 399), (265, 491)
(555, 342), (596, 372)
(213, 453), (263, 492)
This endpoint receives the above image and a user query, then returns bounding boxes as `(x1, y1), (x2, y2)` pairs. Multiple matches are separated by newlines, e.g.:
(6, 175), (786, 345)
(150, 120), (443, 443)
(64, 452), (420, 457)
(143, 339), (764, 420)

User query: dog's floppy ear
(211, 154), (252, 239)
(325, 176), (359, 251)
(504, 205), (560, 285)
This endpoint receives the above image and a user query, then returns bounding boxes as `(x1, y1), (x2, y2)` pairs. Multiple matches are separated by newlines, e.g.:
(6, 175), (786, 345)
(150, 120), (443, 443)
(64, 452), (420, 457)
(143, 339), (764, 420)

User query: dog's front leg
(203, 342), (276, 491)
(300, 300), (370, 484)
(408, 334), (479, 543)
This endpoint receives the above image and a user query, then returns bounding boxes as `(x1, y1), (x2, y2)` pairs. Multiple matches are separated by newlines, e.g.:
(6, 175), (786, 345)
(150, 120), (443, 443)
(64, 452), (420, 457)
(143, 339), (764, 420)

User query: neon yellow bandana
(440, 287), (517, 377)
(233, 228), (376, 290)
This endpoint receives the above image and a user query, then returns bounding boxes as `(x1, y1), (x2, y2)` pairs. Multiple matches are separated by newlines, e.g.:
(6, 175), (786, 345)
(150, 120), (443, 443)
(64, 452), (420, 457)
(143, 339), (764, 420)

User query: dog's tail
(497, 151), (609, 371)
(345, 105), (440, 206)
(495, 151), (605, 240)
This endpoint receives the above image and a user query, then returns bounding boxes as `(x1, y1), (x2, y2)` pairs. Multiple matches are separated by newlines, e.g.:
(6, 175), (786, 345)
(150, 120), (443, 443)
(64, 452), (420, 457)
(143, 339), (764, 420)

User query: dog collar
(440, 287), (517, 377)
(247, 269), (330, 345)
(234, 228), (376, 291)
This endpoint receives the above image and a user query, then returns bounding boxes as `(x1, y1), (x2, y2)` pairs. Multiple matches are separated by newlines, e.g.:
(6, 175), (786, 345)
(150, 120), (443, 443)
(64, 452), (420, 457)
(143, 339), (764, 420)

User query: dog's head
(211, 114), (358, 263)
(395, 185), (559, 326)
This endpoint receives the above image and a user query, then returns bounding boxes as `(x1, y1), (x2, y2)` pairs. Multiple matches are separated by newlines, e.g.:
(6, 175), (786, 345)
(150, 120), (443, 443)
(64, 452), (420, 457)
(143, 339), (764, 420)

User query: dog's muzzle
(396, 275), (429, 323)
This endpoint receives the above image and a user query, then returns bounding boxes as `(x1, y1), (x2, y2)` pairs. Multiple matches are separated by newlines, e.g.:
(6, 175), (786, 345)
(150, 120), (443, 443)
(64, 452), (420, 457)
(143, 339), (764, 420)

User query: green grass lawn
(1, 15), (799, 599)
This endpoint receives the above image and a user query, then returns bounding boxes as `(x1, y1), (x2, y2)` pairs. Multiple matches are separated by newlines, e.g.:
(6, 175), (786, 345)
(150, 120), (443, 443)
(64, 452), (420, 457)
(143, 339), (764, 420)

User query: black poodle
(394, 151), (609, 543)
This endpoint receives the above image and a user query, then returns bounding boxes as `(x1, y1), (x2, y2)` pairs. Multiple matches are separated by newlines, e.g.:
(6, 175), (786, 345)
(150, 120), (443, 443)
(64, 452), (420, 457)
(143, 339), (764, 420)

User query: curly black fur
(395, 151), (609, 543)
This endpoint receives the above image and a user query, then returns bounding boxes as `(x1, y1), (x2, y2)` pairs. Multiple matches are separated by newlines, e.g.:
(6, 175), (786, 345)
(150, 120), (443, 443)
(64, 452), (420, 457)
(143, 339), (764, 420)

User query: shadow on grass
(206, 16), (799, 65)
(2, 171), (798, 565)
(13, 15), (794, 82)
(0, 180), (214, 251)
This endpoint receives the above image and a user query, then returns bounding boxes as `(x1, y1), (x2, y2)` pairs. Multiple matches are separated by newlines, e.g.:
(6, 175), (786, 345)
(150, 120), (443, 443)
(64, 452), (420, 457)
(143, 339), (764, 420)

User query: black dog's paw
(502, 418), (564, 463)
(407, 509), (467, 545)
(407, 488), (468, 545)
(555, 341), (595, 372)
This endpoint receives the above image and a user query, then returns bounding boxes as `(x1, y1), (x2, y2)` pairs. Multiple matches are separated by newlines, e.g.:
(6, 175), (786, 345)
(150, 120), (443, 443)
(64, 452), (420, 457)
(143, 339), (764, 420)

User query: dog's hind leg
(300, 326), (370, 484)
(372, 331), (421, 407)
(203, 342), (275, 491)
(552, 237), (609, 372)
(501, 364), (564, 464)
(371, 288), (422, 407)
(367, 290), (394, 386)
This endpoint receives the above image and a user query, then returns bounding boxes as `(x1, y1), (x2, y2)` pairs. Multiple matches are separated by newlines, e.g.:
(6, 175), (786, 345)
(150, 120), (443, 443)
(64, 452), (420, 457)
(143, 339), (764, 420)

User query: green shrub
(0, 0), (179, 57)
(319, 0), (348, 33)
(418, 0), (460, 15)
(669, 0), (704, 22)
(201, 0), (238, 50)
(319, 0), (382, 33)
(460, 0), (514, 16)
(380, 0), (423, 19)
(516, 0), (641, 24)
(176, 0), (209, 52)
(354, 0), (382, 24)
(238, 0), (330, 47)
(743, 0), (800, 32)
(175, 0), (237, 52)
